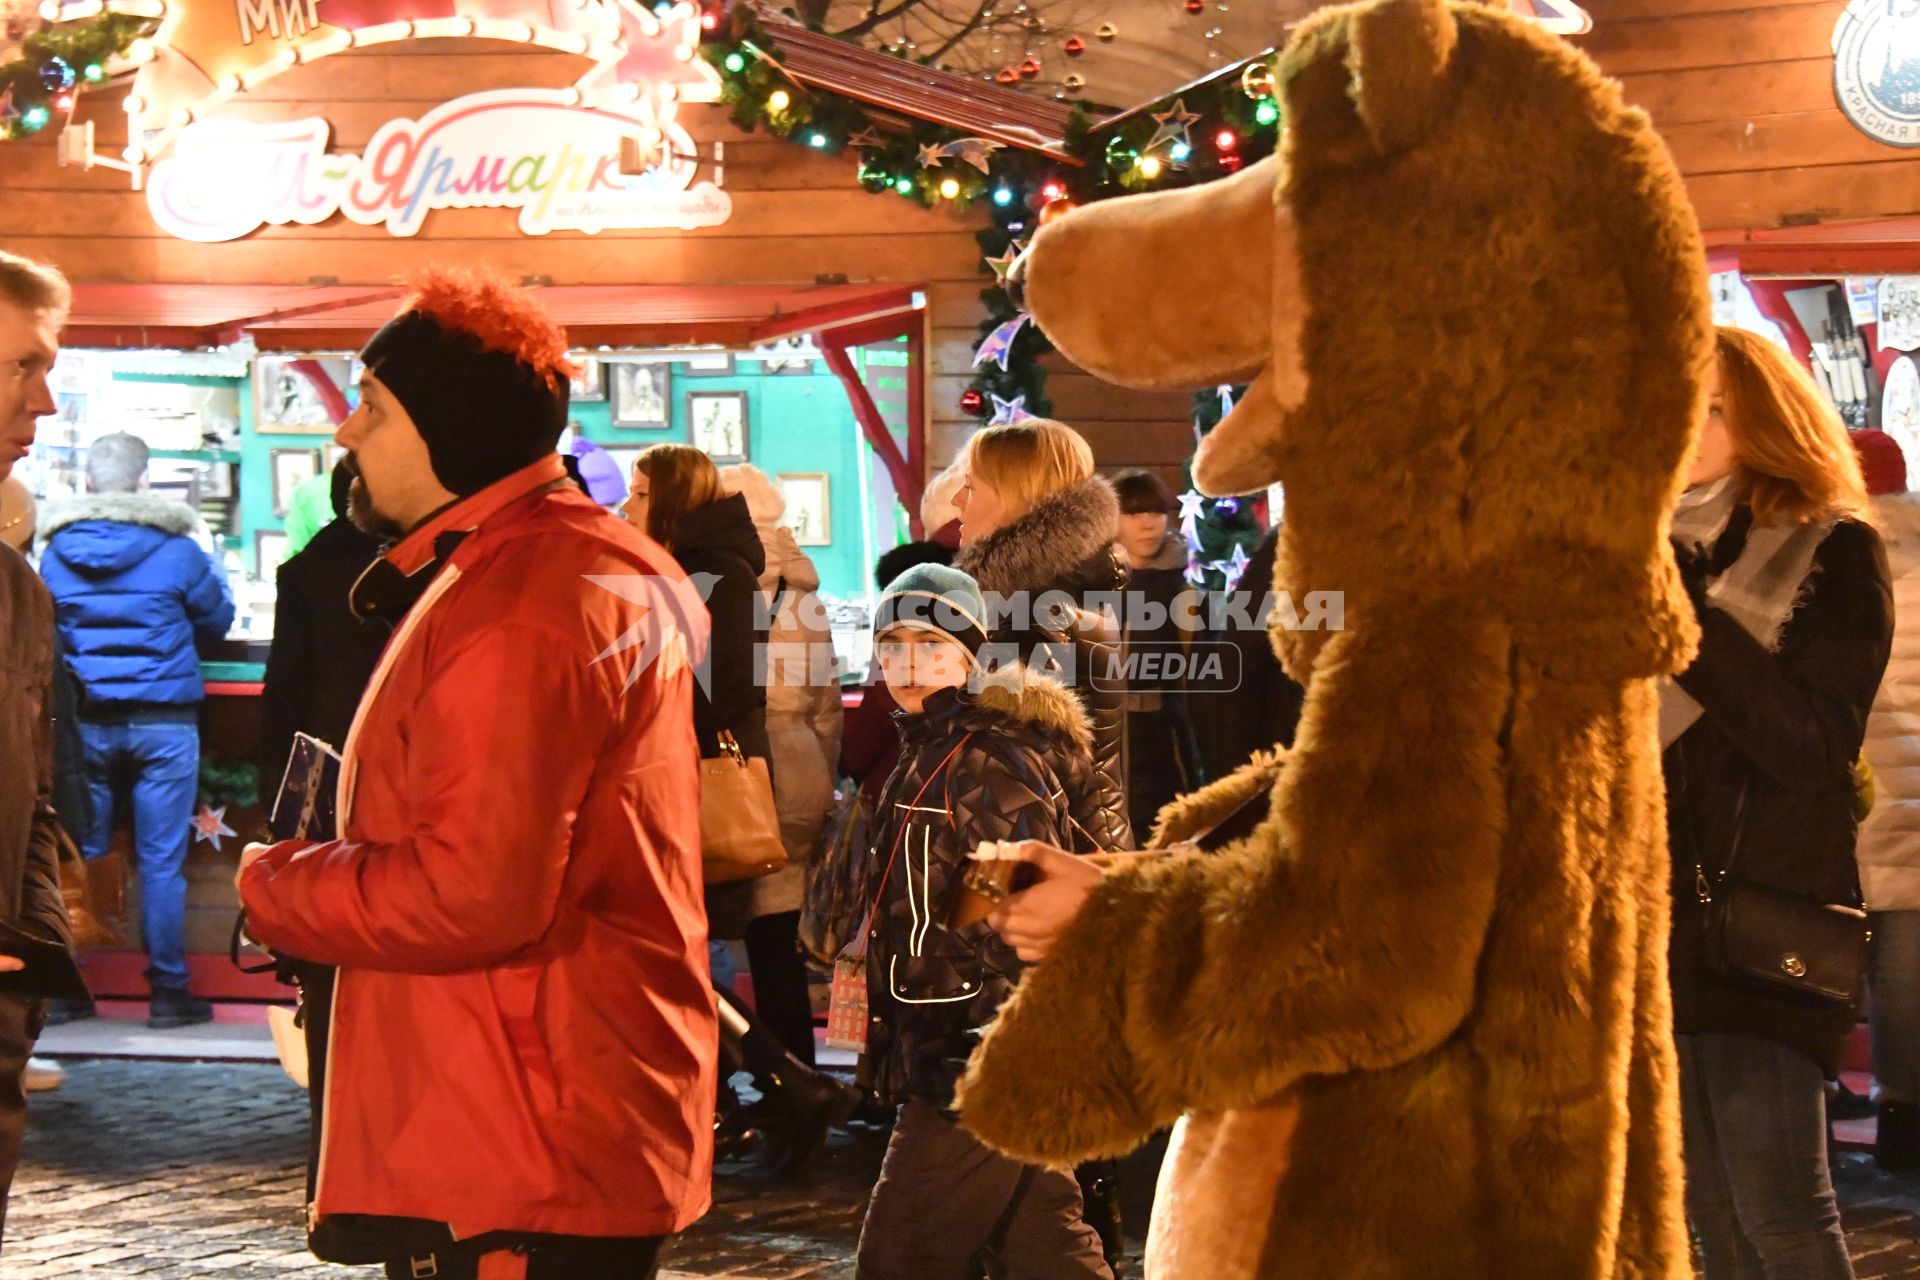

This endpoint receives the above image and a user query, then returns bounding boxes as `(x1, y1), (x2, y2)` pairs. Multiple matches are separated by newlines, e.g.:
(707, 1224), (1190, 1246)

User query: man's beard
(347, 473), (404, 541)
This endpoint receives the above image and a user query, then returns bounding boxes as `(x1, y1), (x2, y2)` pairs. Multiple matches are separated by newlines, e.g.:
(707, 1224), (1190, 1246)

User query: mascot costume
(955, 0), (1714, 1275)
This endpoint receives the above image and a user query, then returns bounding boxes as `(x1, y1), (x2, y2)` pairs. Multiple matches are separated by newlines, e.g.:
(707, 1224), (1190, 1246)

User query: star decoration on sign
(1145, 98), (1201, 153)
(572, 0), (722, 101)
(1177, 488), (1208, 524)
(1184, 557), (1208, 586)
(848, 128), (886, 150)
(917, 142), (947, 169)
(989, 394), (1031, 426)
(191, 805), (237, 853)
(984, 240), (1026, 288)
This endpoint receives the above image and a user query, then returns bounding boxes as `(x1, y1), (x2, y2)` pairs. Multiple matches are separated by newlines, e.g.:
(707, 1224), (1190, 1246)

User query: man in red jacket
(238, 270), (715, 1280)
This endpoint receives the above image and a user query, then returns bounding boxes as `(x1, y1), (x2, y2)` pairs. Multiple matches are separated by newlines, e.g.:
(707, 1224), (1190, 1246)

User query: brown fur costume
(953, 1), (1714, 1275)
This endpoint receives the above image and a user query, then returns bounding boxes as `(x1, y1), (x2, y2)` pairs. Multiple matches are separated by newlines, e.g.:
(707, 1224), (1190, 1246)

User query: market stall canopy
(61, 281), (925, 351)
(755, 12), (1086, 158)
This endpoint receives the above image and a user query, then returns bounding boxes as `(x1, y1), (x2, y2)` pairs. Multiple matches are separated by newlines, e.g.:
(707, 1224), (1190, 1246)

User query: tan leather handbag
(56, 825), (124, 949)
(700, 731), (788, 884)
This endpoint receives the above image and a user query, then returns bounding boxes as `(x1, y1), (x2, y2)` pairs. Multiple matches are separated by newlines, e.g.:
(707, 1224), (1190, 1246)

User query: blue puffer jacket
(39, 493), (235, 710)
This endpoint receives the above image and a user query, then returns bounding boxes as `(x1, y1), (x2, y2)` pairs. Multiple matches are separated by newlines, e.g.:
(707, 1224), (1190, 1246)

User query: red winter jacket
(239, 458), (716, 1240)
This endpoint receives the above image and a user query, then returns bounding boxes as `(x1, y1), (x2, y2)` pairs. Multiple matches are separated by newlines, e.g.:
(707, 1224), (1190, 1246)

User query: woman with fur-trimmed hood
(856, 561), (1111, 1279)
(953, 421), (1133, 851)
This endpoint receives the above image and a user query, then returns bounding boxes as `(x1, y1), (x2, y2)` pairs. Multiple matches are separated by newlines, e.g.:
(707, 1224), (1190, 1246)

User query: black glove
(1671, 537), (1712, 614)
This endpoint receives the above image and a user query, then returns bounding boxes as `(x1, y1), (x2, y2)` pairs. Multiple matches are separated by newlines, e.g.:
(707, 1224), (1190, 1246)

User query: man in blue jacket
(41, 432), (233, 1028)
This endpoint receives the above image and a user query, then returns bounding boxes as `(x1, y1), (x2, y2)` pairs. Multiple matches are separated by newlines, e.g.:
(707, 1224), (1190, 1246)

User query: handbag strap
(854, 731), (974, 953)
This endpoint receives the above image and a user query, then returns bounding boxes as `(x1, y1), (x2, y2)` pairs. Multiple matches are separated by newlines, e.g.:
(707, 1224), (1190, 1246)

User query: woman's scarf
(1658, 474), (1834, 747)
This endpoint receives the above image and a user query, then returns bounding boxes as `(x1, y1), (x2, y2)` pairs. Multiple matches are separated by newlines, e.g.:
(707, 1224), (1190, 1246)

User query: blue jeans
(1871, 910), (1920, 1105)
(1678, 1032), (1856, 1280)
(79, 718), (199, 992)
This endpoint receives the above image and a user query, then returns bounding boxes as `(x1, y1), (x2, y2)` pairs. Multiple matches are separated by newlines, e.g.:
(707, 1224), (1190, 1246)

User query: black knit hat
(359, 309), (570, 497)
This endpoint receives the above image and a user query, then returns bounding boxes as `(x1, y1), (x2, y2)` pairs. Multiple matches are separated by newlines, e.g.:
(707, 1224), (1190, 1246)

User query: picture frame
(254, 355), (352, 435)
(681, 351), (735, 377)
(270, 448), (322, 518)
(610, 362), (672, 429)
(687, 391), (748, 463)
(254, 530), (289, 579)
(777, 473), (831, 546)
(569, 357), (606, 403)
(759, 354), (813, 376)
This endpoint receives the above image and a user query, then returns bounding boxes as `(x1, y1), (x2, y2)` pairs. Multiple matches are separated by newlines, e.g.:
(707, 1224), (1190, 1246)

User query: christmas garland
(706, 23), (1280, 583)
(0, 11), (148, 141)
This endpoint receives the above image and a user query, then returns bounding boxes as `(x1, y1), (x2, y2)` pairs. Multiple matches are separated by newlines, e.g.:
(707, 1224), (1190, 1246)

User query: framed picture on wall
(610, 362), (671, 429)
(759, 354), (813, 376)
(570, 357), (606, 403)
(682, 351), (735, 377)
(255, 355), (351, 435)
(270, 448), (322, 518)
(254, 530), (289, 580)
(687, 391), (748, 462)
(777, 473), (830, 546)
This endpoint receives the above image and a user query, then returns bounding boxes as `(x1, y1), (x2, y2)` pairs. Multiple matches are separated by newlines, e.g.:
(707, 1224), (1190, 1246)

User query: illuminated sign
(120, 0), (720, 167)
(145, 87), (731, 240)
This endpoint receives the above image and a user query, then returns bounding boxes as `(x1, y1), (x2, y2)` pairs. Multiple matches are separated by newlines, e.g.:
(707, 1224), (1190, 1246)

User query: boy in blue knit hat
(852, 562), (1112, 1279)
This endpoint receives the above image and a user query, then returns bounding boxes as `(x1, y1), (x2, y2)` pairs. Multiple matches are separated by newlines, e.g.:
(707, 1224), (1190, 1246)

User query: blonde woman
(953, 420), (1132, 852)
(1665, 327), (1893, 1279)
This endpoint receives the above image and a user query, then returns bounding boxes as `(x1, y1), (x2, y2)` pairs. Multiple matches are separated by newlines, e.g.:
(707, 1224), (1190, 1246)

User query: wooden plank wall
(0, 39), (1194, 483)
(1582, 0), (1920, 231)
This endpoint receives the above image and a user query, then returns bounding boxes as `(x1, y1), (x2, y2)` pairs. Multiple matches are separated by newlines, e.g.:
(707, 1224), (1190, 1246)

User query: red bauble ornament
(1184, 0), (1205, 14)
(1019, 57), (1041, 78)
(1063, 35), (1086, 57)
(960, 388), (986, 416)
(996, 66), (1019, 84)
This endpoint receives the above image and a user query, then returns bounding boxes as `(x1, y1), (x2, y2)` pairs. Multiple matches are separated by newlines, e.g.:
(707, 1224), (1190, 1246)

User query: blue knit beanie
(873, 562), (990, 656)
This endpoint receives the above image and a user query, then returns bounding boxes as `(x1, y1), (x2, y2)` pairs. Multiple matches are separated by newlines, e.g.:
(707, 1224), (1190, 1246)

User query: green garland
(703, 25), (1280, 430)
(0, 12), (148, 140)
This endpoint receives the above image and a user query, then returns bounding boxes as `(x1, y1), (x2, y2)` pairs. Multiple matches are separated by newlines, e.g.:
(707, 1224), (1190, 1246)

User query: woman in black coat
(953, 421), (1133, 851)
(626, 445), (853, 1170)
(627, 445), (770, 939)
(1665, 327), (1893, 1279)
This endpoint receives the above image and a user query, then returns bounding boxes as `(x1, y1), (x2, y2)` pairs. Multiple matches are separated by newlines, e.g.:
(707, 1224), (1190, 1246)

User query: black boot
(44, 997), (96, 1026)
(761, 1055), (861, 1175)
(1878, 1101), (1920, 1175)
(1078, 1160), (1126, 1272)
(718, 993), (858, 1174)
(1831, 1079), (1877, 1121)
(147, 988), (213, 1030)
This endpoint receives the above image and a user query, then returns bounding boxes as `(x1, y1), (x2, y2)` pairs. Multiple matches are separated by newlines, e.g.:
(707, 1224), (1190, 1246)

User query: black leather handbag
(1696, 780), (1869, 1008)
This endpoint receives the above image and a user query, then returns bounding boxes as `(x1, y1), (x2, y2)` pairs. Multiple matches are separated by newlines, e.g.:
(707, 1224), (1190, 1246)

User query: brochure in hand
(269, 732), (342, 844)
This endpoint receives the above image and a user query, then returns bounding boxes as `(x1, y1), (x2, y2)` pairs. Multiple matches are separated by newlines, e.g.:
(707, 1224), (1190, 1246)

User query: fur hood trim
(956, 475), (1121, 598)
(973, 662), (1094, 753)
(41, 493), (204, 541)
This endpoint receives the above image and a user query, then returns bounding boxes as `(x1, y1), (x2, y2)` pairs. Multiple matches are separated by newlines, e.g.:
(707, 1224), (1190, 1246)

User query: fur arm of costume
(957, 612), (1514, 1165)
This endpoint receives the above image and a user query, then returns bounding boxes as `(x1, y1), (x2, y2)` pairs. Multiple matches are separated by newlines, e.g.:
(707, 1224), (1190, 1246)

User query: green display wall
(113, 353), (896, 603)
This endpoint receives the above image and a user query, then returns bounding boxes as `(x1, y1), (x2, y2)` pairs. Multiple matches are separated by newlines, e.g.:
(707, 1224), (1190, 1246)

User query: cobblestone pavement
(4, 1060), (1919, 1278)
